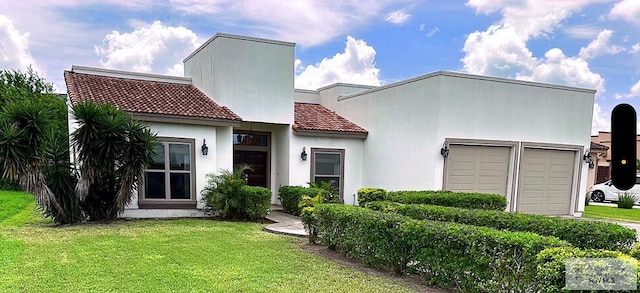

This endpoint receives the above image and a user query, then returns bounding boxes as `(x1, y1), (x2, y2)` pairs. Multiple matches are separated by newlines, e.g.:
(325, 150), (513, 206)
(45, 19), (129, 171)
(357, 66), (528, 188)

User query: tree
(71, 102), (156, 221)
(0, 68), (78, 223)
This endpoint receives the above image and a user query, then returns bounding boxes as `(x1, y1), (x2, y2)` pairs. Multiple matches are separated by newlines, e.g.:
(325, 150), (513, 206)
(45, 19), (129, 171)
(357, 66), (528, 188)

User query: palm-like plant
(201, 164), (253, 219)
(0, 101), (69, 222)
(71, 102), (156, 221)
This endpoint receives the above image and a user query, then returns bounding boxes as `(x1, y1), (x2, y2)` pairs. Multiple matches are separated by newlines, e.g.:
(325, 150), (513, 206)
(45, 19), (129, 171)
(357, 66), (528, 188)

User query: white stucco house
(64, 33), (595, 218)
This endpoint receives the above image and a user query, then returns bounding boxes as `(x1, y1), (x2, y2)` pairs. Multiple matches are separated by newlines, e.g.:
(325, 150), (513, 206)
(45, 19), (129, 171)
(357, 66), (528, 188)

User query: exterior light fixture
(440, 141), (449, 158)
(201, 139), (209, 156)
(583, 150), (594, 169)
(301, 147), (308, 161)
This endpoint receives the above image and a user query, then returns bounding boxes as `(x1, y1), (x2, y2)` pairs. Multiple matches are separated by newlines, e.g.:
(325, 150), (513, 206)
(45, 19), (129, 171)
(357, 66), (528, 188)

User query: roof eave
(131, 112), (242, 127)
(293, 129), (368, 139)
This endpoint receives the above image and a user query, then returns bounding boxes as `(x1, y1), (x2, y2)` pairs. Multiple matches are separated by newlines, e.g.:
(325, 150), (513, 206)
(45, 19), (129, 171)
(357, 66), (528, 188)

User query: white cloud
(167, 0), (407, 47)
(295, 36), (380, 90)
(95, 20), (198, 75)
(426, 26), (440, 37)
(0, 14), (38, 71)
(466, 0), (610, 39)
(618, 80), (640, 99)
(518, 48), (605, 93)
(578, 29), (624, 59)
(385, 10), (411, 24)
(564, 25), (602, 39)
(631, 80), (640, 97)
(462, 0), (608, 93)
(462, 25), (536, 77)
(610, 0), (640, 25)
(630, 43), (640, 54)
(592, 102), (610, 134)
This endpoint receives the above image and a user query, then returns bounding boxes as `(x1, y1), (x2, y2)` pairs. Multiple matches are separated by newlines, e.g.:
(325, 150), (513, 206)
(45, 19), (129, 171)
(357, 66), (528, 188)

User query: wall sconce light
(201, 139), (209, 156)
(301, 147), (308, 161)
(440, 141), (449, 158)
(583, 149), (594, 169)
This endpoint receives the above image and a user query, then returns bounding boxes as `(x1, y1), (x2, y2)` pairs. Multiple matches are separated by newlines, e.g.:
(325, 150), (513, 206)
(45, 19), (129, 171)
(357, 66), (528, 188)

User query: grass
(0, 190), (416, 292)
(583, 205), (640, 224)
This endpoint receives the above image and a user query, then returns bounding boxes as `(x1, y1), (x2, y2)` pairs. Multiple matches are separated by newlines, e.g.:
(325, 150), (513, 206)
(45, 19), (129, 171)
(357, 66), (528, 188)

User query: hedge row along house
(63, 33), (595, 218)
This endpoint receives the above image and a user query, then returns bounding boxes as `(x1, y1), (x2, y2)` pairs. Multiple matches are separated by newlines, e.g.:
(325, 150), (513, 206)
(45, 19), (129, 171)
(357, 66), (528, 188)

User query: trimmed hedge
(238, 185), (272, 220)
(356, 187), (387, 205)
(536, 247), (639, 292)
(277, 186), (327, 216)
(386, 190), (507, 211)
(366, 201), (638, 251)
(309, 204), (569, 291)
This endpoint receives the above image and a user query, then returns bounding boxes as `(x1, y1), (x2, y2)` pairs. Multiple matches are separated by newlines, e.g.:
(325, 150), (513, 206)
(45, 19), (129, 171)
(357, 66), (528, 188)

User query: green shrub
(308, 181), (340, 203)
(0, 178), (21, 191)
(366, 201), (637, 251)
(311, 204), (569, 291)
(238, 185), (271, 220)
(618, 193), (637, 209)
(201, 165), (271, 220)
(386, 190), (507, 211)
(536, 247), (639, 292)
(300, 207), (318, 244)
(584, 192), (590, 206)
(631, 242), (640, 259)
(356, 187), (387, 205)
(277, 186), (328, 216)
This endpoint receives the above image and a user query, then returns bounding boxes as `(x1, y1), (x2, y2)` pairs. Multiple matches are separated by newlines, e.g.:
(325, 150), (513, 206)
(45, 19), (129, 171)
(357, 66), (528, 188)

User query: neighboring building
(64, 33), (595, 217)
(588, 132), (640, 189)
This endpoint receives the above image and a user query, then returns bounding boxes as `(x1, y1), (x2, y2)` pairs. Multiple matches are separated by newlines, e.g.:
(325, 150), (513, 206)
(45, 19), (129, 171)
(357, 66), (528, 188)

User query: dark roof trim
(131, 113), (242, 127)
(292, 128), (368, 139)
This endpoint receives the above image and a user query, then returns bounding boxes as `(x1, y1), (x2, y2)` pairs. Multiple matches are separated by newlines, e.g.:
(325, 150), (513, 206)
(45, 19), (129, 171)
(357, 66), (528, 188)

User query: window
(140, 138), (196, 208)
(311, 148), (345, 201)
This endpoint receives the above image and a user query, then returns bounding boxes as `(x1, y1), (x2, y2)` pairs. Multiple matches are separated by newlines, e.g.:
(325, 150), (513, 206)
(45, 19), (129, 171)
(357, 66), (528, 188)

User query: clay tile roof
(64, 71), (241, 121)
(590, 141), (609, 151)
(294, 102), (368, 135)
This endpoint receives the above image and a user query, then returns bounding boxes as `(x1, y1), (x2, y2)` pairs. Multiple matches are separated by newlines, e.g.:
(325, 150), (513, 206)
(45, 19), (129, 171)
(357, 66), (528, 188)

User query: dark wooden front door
(234, 150), (268, 187)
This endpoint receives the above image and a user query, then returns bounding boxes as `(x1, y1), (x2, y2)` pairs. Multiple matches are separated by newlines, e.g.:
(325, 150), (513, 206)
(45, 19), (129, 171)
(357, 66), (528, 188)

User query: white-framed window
(140, 138), (196, 208)
(311, 148), (345, 201)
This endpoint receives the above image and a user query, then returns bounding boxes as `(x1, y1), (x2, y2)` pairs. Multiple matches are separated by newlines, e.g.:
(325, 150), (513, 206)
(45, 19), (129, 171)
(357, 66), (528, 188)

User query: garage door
(445, 145), (511, 196)
(517, 148), (575, 215)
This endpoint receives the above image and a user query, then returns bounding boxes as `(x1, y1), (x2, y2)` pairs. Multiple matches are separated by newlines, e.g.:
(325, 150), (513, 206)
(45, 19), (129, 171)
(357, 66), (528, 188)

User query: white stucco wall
(126, 122), (229, 209)
(185, 34), (295, 124)
(289, 135), (364, 206)
(319, 72), (594, 214)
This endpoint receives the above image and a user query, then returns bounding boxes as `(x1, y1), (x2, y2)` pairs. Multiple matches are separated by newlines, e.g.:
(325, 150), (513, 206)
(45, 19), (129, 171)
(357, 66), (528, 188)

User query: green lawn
(583, 205), (640, 224)
(0, 191), (415, 292)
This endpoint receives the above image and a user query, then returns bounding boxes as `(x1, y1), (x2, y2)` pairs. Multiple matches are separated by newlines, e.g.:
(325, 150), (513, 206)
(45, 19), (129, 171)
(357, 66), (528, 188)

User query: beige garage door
(517, 148), (575, 215)
(445, 145), (511, 196)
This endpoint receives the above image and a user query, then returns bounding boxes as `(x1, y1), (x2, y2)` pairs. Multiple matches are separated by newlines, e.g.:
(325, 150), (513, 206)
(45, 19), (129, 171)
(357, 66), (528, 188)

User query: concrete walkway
(264, 210), (308, 237)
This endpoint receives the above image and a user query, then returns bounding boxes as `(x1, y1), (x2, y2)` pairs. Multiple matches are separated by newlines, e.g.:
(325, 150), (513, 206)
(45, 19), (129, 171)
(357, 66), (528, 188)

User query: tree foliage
(0, 68), (156, 223)
(71, 101), (156, 221)
(0, 68), (76, 223)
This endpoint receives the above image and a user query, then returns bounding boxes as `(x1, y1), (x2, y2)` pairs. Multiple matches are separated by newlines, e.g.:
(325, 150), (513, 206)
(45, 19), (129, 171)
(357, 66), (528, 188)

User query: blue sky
(1, 0), (639, 134)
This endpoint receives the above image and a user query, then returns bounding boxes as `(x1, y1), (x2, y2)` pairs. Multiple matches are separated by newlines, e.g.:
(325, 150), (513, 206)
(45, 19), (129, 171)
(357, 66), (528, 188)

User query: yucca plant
(617, 192), (637, 209)
(71, 102), (156, 221)
(0, 100), (69, 223)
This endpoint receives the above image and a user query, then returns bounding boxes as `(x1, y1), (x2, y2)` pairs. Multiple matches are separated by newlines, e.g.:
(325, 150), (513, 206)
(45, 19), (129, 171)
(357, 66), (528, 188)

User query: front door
(233, 150), (268, 187)
(233, 131), (270, 188)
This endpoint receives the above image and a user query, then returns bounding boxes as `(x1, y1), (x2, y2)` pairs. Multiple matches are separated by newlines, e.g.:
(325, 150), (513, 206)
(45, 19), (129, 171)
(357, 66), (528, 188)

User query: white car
(589, 177), (640, 202)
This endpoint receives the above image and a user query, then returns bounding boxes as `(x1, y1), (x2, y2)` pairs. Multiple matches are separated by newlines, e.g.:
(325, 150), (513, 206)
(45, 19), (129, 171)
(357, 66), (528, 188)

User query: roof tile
(64, 71), (241, 121)
(294, 102), (367, 134)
